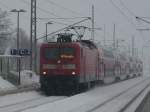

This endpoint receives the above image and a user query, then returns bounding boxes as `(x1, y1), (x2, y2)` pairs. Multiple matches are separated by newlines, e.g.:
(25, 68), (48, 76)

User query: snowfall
(0, 71), (149, 112)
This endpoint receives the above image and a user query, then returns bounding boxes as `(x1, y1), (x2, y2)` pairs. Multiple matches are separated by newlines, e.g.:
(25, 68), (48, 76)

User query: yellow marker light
(61, 54), (74, 59)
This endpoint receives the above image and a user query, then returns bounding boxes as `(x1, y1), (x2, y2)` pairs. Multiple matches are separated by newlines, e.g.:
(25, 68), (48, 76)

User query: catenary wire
(109, 0), (137, 28)
(43, 0), (82, 16)
(20, 0), (61, 17)
(119, 0), (136, 16)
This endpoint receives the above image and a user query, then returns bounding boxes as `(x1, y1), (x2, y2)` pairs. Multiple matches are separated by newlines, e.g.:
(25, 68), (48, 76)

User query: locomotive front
(40, 34), (81, 95)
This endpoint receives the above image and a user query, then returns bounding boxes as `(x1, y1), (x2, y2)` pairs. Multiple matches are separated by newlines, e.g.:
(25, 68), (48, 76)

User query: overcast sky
(0, 0), (150, 58)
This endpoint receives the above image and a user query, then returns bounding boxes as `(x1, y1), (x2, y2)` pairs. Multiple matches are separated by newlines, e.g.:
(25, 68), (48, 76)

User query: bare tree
(0, 9), (12, 54)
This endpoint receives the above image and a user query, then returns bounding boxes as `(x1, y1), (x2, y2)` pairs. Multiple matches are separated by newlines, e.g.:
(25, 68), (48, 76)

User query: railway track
(0, 77), (149, 112)
(119, 82), (150, 112)
(0, 92), (66, 112)
(65, 77), (150, 112)
(88, 78), (150, 112)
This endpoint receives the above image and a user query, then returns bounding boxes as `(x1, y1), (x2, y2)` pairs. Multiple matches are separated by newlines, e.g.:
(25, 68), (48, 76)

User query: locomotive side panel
(79, 45), (99, 83)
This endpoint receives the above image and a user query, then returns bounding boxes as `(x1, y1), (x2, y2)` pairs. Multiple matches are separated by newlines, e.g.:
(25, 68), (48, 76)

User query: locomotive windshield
(44, 47), (75, 60)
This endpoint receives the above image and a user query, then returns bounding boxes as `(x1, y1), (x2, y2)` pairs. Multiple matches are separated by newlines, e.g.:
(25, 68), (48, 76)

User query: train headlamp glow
(57, 60), (61, 64)
(43, 72), (47, 75)
(72, 71), (76, 75)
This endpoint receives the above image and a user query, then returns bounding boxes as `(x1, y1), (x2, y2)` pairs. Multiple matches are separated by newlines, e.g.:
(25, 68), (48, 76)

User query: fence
(0, 55), (30, 85)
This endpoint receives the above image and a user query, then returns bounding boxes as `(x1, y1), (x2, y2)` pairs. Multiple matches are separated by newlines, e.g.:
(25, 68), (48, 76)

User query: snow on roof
(0, 55), (23, 58)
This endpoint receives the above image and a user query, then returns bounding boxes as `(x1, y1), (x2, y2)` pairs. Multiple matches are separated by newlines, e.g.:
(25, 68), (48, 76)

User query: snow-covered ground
(20, 70), (39, 86)
(0, 70), (39, 96)
(0, 77), (16, 92)
(0, 76), (149, 112)
(124, 84), (150, 112)
(93, 78), (150, 112)
(0, 91), (66, 112)
(16, 76), (149, 112)
(10, 70), (39, 86)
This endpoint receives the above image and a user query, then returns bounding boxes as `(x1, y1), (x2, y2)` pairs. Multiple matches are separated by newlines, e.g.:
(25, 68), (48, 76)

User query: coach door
(99, 57), (104, 80)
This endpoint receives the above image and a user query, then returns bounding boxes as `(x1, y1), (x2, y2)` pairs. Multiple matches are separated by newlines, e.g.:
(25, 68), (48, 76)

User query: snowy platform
(20, 70), (39, 86)
(0, 76), (149, 112)
(0, 70), (39, 96)
(0, 77), (16, 94)
(0, 77), (16, 91)
(20, 76), (150, 112)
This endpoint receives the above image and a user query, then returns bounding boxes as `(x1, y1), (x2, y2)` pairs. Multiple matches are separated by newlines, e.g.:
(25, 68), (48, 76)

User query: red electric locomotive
(40, 33), (100, 95)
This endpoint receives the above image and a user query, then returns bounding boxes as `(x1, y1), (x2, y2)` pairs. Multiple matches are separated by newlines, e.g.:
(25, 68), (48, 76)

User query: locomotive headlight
(72, 71), (76, 75)
(43, 72), (47, 75)
(57, 60), (61, 64)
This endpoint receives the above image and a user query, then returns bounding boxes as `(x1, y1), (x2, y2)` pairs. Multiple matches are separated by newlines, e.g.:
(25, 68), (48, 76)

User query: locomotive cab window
(43, 47), (75, 60)
(44, 48), (60, 60)
(61, 47), (75, 59)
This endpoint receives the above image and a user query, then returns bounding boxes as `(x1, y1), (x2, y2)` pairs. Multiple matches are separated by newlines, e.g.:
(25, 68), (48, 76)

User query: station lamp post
(45, 22), (53, 41)
(10, 9), (26, 85)
(11, 9), (26, 51)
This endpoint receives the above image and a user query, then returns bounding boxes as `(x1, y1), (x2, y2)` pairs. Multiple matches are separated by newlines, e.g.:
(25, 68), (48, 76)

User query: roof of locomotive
(41, 39), (98, 49)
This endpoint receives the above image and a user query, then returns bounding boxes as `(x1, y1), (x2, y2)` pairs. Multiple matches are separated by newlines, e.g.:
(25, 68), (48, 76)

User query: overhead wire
(20, 0), (61, 17)
(18, 0), (103, 41)
(113, 0), (147, 53)
(37, 17), (90, 20)
(20, 0), (87, 24)
(43, 0), (82, 16)
(109, 0), (137, 28)
(119, 0), (136, 16)
(37, 18), (91, 40)
(118, 0), (147, 40)
(38, 19), (70, 26)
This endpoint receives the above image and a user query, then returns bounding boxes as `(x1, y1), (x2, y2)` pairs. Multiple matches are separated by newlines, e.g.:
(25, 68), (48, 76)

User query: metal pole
(142, 46), (144, 57)
(132, 36), (135, 56)
(17, 12), (20, 51)
(0, 58), (2, 74)
(116, 40), (118, 49)
(18, 58), (21, 85)
(30, 0), (37, 71)
(113, 24), (116, 49)
(128, 44), (131, 55)
(91, 5), (95, 41)
(104, 24), (106, 46)
(17, 12), (20, 75)
(34, 0), (37, 73)
(30, 0), (33, 71)
(46, 23), (47, 41)
(10, 9), (26, 79)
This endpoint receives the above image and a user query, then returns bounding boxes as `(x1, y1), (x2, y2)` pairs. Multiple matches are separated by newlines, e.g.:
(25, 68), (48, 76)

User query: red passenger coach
(40, 33), (99, 95)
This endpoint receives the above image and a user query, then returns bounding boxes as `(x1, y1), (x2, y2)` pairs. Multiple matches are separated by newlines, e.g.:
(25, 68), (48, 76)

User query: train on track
(39, 33), (143, 95)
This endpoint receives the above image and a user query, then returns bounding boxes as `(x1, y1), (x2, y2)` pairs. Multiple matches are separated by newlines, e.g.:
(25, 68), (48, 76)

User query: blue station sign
(11, 49), (31, 56)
